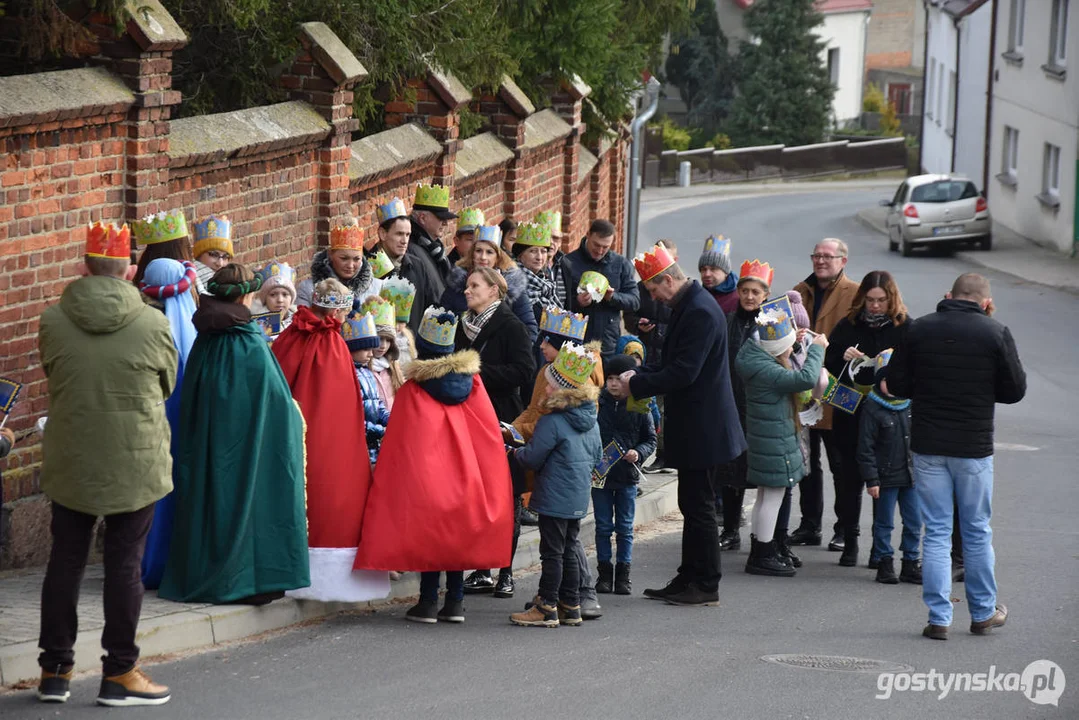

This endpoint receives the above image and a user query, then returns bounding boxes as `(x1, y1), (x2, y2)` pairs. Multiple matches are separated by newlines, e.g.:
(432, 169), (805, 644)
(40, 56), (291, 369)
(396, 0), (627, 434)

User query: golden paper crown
(368, 248), (394, 278)
(515, 222), (552, 248)
(634, 244), (676, 282)
(739, 259), (774, 288)
(329, 221), (364, 251)
(418, 306), (458, 348)
(380, 277), (417, 322)
(533, 210), (563, 237)
(132, 210), (188, 246)
(192, 215), (234, 259)
(414, 184), (451, 210)
(86, 221), (131, 259)
(547, 342), (598, 389)
(457, 207), (485, 233)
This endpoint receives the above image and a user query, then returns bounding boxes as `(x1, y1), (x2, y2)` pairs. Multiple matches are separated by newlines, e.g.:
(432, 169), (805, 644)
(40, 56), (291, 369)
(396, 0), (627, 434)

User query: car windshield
(911, 181), (979, 203)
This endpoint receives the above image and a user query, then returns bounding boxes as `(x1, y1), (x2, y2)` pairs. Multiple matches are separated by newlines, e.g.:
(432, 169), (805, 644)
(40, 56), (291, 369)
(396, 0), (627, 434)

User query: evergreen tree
(664, 0), (734, 138)
(727, 0), (834, 146)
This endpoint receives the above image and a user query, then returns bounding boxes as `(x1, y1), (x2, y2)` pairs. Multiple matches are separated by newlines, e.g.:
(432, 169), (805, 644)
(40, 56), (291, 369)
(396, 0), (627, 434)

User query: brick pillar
(384, 66), (471, 190)
(281, 23), (367, 248)
(90, 0), (186, 225)
(549, 76), (591, 245)
(480, 76), (533, 221)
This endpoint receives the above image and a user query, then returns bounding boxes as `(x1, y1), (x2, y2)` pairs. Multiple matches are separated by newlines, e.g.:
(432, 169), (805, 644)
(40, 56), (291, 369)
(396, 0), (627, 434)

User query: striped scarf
(462, 300), (501, 342)
(523, 267), (561, 311)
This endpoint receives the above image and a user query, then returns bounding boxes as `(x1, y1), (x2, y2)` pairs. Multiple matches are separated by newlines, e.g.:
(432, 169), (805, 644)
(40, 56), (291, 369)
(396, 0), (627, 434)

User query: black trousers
(831, 415), (865, 539)
(797, 429), (844, 534)
(537, 515), (580, 606)
(677, 466), (722, 592)
(720, 486), (744, 533)
(38, 501), (155, 677)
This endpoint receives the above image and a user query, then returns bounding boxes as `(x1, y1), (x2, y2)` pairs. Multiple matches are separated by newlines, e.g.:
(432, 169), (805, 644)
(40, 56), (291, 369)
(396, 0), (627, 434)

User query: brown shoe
(510, 596), (559, 628)
(922, 623), (949, 641)
(97, 667), (171, 707)
(37, 667), (73, 703)
(970, 604), (1007, 635)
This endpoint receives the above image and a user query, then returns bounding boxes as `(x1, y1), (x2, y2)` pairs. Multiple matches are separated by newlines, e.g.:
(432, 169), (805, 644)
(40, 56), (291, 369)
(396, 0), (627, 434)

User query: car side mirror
(878, 199), (893, 207)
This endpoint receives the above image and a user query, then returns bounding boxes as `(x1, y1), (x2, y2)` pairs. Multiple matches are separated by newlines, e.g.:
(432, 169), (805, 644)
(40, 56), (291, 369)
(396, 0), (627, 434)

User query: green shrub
(650, 116), (692, 151)
(880, 100), (901, 136)
(863, 83), (885, 113)
(709, 132), (732, 150)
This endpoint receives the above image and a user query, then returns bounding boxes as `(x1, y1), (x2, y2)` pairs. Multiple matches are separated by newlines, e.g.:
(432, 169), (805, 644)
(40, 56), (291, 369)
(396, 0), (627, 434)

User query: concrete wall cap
(124, 0), (188, 51)
(455, 131), (515, 180)
(299, 22), (368, 87)
(498, 75), (535, 118)
(523, 108), (573, 150)
(579, 145), (599, 178)
(0, 67), (134, 127)
(168, 100), (330, 163)
(426, 65), (472, 110)
(349, 122), (442, 183)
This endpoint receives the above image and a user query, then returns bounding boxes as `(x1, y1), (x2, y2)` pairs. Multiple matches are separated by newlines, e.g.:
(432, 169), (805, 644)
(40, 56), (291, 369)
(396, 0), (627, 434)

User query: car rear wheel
(901, 238), (914, 257)
(978, 234), (992, 251)
(888, 234), (899, 252)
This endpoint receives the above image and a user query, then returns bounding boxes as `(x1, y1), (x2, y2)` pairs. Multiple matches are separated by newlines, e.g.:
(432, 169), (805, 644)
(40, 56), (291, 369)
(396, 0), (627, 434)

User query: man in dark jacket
(887, 273), (1026, 641)
(560, 220), (640, 356)
(408, 183), (456, 286)
(379, 209), (446, 333)
(609, 249), (746, 607)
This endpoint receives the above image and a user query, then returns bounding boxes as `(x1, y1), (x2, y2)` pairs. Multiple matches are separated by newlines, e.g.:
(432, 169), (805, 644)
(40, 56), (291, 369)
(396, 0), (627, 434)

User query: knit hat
(342, 313), (380, 351)
(698, 234), (732, 273)
(785, 291), (811, 330)
(605, 353), (637, 378)
(256, 262), (297, 306)
(616, 334), (645, 362)
(756, 307), (796, 357)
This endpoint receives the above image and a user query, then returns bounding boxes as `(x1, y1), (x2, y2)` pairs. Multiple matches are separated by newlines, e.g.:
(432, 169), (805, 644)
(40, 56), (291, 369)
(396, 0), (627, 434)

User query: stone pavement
(856, 204), (1079, 295)
(0, 473), (680, 686)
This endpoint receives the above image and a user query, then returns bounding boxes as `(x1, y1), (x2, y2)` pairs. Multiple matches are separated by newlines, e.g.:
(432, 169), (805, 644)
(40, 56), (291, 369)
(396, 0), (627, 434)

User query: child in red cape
(354, 306), (514, 624)
(272, 278), (389, 602)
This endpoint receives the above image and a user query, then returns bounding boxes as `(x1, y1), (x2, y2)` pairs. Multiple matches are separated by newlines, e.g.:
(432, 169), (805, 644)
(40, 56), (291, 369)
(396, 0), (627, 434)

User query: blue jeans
(913, 453), (996, 626)
(592, 486), (636, 564)
(872, 486), (922, 561)
(419, 571), (464, 603)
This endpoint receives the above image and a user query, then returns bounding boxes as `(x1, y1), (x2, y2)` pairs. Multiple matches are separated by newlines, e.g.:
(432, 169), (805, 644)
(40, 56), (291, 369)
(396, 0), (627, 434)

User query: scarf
(141, 259), (198, 363)
(462, 300), (501, 342)
(192, 295), (253, 334)
(523, 266), (561, 310)
(861, 308), (892, 328)
(309, 248), (376, 300)
(868, 389), (911, 411)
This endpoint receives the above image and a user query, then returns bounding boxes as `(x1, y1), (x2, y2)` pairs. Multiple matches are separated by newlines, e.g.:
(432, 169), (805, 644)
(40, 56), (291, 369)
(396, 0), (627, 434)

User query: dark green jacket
(735, 342), (824, 488)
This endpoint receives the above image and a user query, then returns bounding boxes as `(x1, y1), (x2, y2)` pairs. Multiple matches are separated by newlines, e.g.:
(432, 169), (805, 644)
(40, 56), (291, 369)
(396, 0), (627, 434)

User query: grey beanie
(699, 246), (732, 274)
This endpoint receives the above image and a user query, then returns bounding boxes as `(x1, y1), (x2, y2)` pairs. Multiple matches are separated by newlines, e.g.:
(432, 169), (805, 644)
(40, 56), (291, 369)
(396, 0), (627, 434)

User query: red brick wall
(511, 144), (564, 224)
(454, 164), (510, 225)
(349, 163), (438, 245)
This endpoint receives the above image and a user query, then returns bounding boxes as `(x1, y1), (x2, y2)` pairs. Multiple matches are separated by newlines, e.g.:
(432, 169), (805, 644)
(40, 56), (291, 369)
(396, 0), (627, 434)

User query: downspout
(918, 0), (931, 173)
(951, 12), (961, 172)
(625, 77), (662, 260)
(983, 0), (998, 197)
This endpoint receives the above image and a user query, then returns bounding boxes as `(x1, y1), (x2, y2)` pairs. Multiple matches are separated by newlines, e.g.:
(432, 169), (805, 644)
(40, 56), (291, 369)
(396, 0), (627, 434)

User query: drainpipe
(983, 0), (998, 197)
(918, 0), (931, 173)
(625, 77), (662, 260)
(951, 12), (961, 172)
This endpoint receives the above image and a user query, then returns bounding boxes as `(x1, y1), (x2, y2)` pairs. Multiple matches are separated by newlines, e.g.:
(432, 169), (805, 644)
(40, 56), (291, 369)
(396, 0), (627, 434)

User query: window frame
(927, 60), (936, 119)
(1050, 0), (1069, 68)
(1043, 143), (1062, 198)
(827, 47), (840, 88)
(1002, 126), (1019, 183)
(1008, 0), (1027, 54)
(946, 71), (957, 136)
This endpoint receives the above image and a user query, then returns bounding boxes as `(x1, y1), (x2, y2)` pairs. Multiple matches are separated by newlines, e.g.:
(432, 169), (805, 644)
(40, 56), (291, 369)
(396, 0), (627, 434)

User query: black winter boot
(838, 532), (859, 567)
(745, 536), (796, 577)
(614, 562), (632, 595)
(774, 530), (801, 569)
(595, 562), (614, 594)
(718, 528), (741, 551)
(900, 559), (923, 585)
(875, 556), (899, 584)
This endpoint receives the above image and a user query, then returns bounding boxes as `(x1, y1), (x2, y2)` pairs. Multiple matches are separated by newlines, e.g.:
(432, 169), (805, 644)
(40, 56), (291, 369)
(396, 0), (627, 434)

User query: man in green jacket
(36, 221), (178, 707)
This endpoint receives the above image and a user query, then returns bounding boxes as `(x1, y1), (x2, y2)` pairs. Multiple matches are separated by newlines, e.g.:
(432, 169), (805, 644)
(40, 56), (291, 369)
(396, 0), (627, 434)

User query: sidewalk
(856, 205), (1079, 295)
(641, 177), (901, 205)
(0, 473), (680, 686)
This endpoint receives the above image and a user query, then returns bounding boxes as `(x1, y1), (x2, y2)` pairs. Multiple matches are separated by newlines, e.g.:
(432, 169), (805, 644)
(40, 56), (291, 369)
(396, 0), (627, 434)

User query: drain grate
(761, 654), (913, 674)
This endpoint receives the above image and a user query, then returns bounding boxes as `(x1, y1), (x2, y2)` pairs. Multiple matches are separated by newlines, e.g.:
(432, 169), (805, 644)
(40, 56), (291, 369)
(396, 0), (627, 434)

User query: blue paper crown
(539, 306), (588, 341)
(475, 225), (503, 245)
(756, 308), (795, 342)
(0, 376), (22, 414)
(194, 215), (231, 243)
(703, 234), (730, 257)
(256, 261), (295, 286)
(341, 313), (379, 350)
(759, 295), (793, 325)
(418, 306), (458, 348)
(376, 198), (409, 225)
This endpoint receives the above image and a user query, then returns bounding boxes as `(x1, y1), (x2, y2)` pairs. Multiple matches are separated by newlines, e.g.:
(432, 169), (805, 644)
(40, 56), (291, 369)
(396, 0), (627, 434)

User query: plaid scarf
(548, 264), (567, 306)
(462, 300), (501, 342)
(523, 267), (562, 311)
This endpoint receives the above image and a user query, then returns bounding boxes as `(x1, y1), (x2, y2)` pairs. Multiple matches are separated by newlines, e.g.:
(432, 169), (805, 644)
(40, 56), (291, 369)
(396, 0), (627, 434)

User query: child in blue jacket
(342, 315), (391, 465)
(510, 343), (602, 628)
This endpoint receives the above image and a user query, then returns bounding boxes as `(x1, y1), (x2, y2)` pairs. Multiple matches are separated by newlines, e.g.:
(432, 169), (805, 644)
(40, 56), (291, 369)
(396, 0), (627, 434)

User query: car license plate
(933, 225), (965, 236)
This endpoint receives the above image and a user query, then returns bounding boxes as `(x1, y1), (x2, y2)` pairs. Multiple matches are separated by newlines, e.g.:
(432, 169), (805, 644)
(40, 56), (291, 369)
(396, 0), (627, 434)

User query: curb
(0, 477), (680, 686)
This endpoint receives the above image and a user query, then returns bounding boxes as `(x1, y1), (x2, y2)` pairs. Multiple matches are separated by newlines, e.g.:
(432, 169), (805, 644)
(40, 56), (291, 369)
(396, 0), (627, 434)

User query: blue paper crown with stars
(376, 197), (409, 225)
(539, 306), (588, 341)
(475, 225), (503, 245)
(756, 307), (794, 342)
(417, 306), (459, 352)
(703, 234), (730, 257)
(341, 313), (380, 351)
(255, 261), (295, 286)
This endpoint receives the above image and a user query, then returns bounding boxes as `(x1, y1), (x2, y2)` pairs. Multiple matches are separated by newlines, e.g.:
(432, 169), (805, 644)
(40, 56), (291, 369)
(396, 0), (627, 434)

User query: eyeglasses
(206, 251), (232, 261)
(810, 254), (845, 261)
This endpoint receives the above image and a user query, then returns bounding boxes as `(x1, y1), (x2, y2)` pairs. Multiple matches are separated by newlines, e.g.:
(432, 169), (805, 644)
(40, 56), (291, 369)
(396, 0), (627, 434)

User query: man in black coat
(608, 252), (746, 607)
(887, 273), (1025, 640)
(409, 186), (456, 287)
(378, 213), (445, 334)
(560, 219), (640, 356)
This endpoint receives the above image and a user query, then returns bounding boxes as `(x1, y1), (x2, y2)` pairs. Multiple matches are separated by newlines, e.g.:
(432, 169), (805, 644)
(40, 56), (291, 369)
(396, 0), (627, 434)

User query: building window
(1043, 143), (1062, 197)
(827, 48), (840, 87)
(946, 71), (957, 135)
(1002, 126), (1019, 183)
(936, 65), (944, 125)
(888, 83), (912, 114)
(1050, 0), (1069, 68)
(927, 60), (936, 119)
(1008, 0), (1026, 53)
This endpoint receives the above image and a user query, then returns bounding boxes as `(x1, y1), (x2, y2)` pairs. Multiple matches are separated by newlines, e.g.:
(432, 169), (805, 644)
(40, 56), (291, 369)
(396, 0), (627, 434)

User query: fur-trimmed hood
(542, 383), (600, 423)
(406, 349), (481, 382)
(309, 248), (376, 298)
(447, 265), (528, 302)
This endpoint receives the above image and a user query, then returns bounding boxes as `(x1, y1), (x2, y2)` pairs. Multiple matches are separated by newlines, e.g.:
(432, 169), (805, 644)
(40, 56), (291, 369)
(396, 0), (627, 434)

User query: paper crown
(760, 295), (793, 324)
(475, 225), (503, 246)
(256, 261), (295, 288)
(739, 259), (774, 288)
(86, 221), (131, 259)
(515, 222), (552, 248)
(418, 306), (458, 348)
(578, 270), (610, 301)
(703, 234), (731, 257)
(756, 307), (795, 342)
(312, 284), (354, 311)
(341, 313), (380, 350)
(376, 197), (409, 225)
(330, 220), (364, 251)
(547, 342), (598, 389)
(533, 210), (563, 237)
(414, 184), (451, 210)
(132, 210), (188, 246)
(539, 306), (588, 341)
(380, 277), (416, 322)
(368, 248), (394, 278)
(457, 208), (485, 233)
(0, 376), (23, 414)
(876, 348), (894, 371)
(634, 244), (677, 282)
(361, 296), (396, 328)
(192, 215), (234, 259)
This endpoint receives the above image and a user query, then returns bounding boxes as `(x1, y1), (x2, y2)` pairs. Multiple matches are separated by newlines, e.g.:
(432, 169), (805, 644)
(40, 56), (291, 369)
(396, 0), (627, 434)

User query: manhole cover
(761, 654), (913, 674)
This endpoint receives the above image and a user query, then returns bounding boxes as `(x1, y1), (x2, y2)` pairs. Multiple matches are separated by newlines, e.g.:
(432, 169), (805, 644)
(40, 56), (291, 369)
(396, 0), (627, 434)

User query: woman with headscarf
(137, 258), (198, 589)
(159, 264), (309, 604)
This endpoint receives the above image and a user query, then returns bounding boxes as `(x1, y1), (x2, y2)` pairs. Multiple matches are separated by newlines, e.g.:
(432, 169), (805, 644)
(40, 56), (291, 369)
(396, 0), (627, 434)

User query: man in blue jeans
(887, 273), (1026, 640)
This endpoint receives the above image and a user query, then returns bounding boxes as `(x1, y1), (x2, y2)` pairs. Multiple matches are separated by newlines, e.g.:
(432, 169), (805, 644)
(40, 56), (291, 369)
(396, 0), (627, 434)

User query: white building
(921, 0), (993, 187)
(815, 0), (873, 126)
(989, 0), (1078, 252)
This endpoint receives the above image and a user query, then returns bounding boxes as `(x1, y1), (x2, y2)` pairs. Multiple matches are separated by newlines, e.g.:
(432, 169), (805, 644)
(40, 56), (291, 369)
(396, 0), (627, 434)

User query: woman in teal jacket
(736, 311), (828, 578)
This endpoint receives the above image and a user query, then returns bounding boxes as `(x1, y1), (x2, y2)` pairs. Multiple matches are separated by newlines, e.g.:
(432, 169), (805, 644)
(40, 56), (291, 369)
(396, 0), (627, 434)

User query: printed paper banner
(252, 312), (283, 340)
(591, 440), (624, 489)
(501, 422), (525, 447)
(0, 377), (22, 414)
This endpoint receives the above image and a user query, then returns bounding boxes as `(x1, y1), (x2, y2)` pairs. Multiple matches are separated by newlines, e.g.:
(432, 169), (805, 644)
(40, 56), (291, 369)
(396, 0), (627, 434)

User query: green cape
(160, 321), (310, 603)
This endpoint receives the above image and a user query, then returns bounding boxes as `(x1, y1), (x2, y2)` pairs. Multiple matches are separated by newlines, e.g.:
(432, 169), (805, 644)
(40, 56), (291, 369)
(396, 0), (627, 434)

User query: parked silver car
(881, 174), (991, 256)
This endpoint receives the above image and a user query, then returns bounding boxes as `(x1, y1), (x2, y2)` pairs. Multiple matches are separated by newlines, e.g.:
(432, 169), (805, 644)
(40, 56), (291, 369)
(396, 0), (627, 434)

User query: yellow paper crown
(515, 222), (552, 248)
(418, 306), (458, 348)
(361, 296), (396, 328)
(547, 342), (598, 389)
(533, 210), (563, 237)
(414, 184), (451, 210)
(457, 208), (486, 233)
(368, 248), (394, 279)
(380, 277), (417, 322)
(192, 215), (234, 259)
(132, 210), (188, 246)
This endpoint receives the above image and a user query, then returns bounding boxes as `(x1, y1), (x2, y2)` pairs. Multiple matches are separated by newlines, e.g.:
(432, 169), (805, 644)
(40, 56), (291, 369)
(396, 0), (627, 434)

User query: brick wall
(866, 0), (918, 70)
(0, 16), (629, 567)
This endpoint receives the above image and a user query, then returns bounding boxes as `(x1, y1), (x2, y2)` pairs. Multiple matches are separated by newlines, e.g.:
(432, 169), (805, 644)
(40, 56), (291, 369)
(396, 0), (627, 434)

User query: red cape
(272, 306), (371, 549)
(355, 372), (513, 571)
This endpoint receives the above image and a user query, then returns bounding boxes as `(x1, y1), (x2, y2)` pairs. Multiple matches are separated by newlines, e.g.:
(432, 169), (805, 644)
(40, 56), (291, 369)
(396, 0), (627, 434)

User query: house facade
(921, 0), (993, 188)
(816, 0), (874, 125)
(865, 0), (927, 116)
(989, 0), (1078, 252)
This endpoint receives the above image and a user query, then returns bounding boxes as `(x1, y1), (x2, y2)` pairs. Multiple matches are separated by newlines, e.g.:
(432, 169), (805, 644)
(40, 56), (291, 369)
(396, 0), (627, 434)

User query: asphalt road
(2, 188), (1075, 719)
